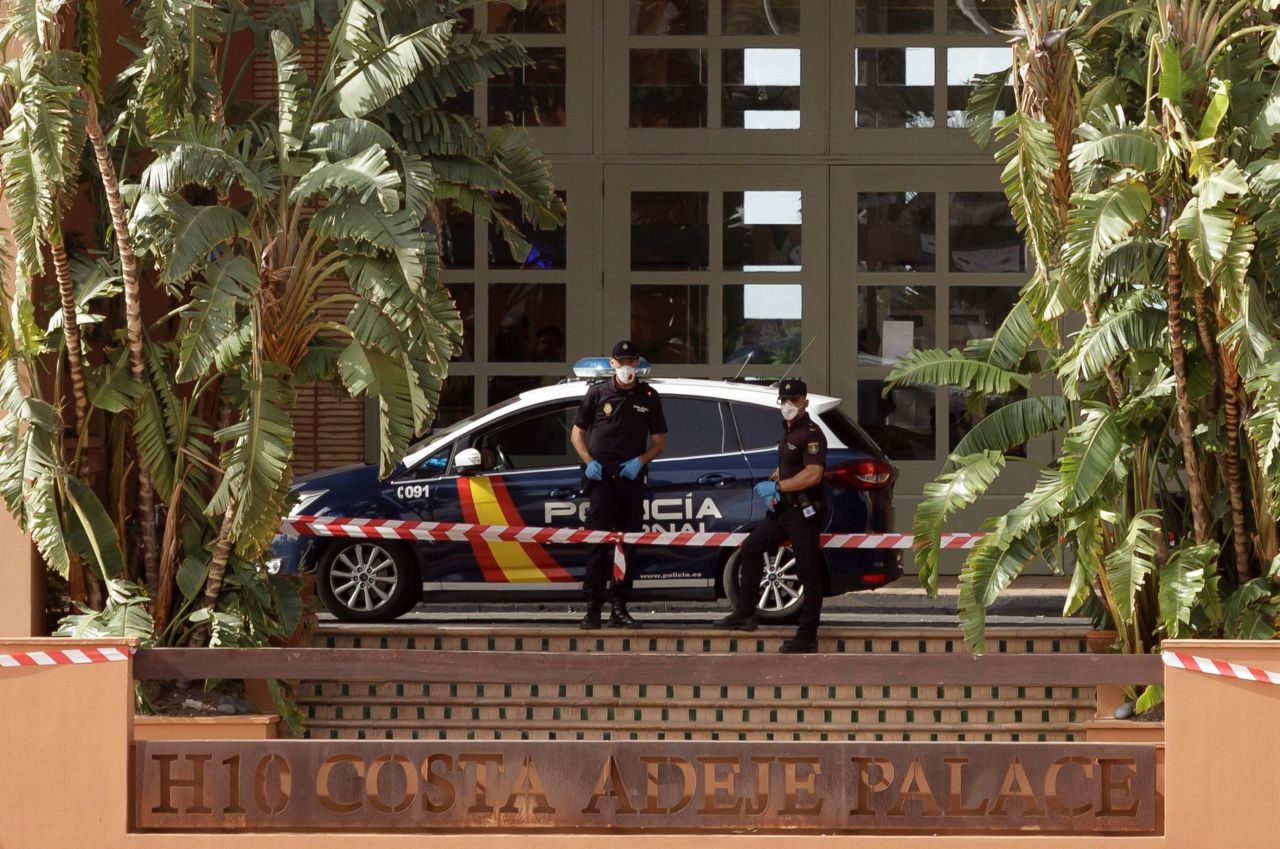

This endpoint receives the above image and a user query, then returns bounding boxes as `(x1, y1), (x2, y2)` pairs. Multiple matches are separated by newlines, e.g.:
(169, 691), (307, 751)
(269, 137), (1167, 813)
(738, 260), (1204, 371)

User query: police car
(271, 359), (902, 623)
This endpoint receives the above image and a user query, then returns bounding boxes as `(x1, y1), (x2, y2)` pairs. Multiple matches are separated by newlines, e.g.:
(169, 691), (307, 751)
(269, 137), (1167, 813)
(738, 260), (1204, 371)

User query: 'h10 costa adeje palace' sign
(133, 741), (1159, 834)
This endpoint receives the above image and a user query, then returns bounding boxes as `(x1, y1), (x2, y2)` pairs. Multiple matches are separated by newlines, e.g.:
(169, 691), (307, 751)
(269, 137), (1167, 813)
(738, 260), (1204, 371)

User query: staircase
(299, 625), (1096, 742)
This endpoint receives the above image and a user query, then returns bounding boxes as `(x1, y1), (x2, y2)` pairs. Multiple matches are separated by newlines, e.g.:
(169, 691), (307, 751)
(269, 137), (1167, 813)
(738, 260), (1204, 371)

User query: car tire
(722, 545), (805, 625)
(316, 540), (420, 623)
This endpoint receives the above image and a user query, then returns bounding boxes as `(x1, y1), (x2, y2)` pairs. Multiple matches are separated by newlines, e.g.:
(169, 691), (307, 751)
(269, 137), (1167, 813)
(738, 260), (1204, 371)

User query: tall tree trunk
(1166, 239), (1210, 544)
(1221, 348), (1252, 583)
(84, 98), (160, 594)
(188, 503), (236, 646)
(50, 235), (88, 437)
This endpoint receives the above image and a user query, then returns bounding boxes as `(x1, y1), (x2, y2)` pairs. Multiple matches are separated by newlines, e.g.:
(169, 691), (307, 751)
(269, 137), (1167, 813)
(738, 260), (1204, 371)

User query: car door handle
(697, 473), (736, 487)
(548, 487), (580, 499)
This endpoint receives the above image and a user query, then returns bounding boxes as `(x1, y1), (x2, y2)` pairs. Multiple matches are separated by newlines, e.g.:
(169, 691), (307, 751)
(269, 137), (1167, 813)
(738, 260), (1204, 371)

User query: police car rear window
(817, 407), (882, 455)
(661, 397), (732, 458)
(730, 402), (782, 451)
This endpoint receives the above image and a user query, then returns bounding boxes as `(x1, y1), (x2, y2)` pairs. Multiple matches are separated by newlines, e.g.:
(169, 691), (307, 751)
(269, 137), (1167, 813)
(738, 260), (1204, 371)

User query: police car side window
(468, 402), (579, 471)
(658, 397), (730, 459)
(731, 402), (781, 451)
(408, 444), (454, 478)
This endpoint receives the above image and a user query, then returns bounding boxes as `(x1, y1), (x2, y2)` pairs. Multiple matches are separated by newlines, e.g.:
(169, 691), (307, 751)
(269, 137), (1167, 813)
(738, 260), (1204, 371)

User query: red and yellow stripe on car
(457, 476), (574, 583)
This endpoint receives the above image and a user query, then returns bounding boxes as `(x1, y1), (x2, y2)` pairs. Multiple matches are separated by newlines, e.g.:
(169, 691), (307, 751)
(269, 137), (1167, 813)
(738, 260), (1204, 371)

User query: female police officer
(714, 378), (827, 653)
(570, 340), (667, 629)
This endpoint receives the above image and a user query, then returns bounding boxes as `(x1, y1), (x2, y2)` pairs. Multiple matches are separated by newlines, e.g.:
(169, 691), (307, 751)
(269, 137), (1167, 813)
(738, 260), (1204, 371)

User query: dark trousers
(583, 476), (645, 603)
(735, 505), (824, 640)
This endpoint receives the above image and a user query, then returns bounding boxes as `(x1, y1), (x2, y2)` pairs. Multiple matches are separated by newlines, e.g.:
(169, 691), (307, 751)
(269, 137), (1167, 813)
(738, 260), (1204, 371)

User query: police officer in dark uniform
(714, 378), (828, 653)
(570, 340), (668, 629)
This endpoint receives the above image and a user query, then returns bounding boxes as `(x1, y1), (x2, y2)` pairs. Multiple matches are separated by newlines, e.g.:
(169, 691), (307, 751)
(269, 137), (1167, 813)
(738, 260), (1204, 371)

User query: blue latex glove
(620, 457), (644, 480)
(585, 459), (604, 481)
(754, 480), (780, 502)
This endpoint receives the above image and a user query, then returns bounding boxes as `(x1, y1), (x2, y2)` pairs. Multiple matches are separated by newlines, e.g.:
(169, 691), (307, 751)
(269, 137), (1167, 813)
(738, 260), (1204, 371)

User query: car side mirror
(454, 448), (483, 476)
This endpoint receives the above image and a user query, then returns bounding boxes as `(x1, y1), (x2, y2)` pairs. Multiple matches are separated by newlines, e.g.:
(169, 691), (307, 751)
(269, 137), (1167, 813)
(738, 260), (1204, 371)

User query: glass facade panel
(946, 47), (1013, 128)
(630, 0), (708, 34)
(488, 0), (566, 33)
(949, 191), (1025, 272)
(434, 376), (474, 428)
(722, 0), (801, 34)
(487, 375), (558, 406)
(855, 0), (933, 33)
(488, 283), (567, 363)
(448, 283), (475, 362)
(488, 47), (567, 127)
(857, 191), (936, 272)
(724, 284), (803, 365)
(723, 48), (801, 129)
(631, 192), (710, 270)
(855, 48), (935, 128)
(631, 284), (709, 364)
(440, 206), (474, 269)
(949, 285), (1018, 349)
(857, 285), (935, 366)
(724, 190), (802, 271)
(947, 0), (1017, 34)
(630, 49), (708, 127)
(489, 191), (567, 269)
(858, 379), (935, 461)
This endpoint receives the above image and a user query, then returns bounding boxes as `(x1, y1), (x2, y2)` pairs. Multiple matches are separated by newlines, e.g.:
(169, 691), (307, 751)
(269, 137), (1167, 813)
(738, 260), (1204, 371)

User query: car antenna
(730, 351), (754, 380)
(778, 336), (818, 383)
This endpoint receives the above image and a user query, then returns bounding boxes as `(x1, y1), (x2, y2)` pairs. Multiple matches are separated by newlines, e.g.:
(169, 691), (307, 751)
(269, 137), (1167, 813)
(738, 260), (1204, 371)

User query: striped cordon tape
(1162, 650), (1280, 685)
(283, 516), (986, 550)
(0, 646), (131, 670)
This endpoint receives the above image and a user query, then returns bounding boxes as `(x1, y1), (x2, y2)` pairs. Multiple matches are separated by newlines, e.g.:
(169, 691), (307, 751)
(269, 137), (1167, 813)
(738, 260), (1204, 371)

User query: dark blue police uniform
(572, 349), (667, 625)
(714, 378), (827, 652)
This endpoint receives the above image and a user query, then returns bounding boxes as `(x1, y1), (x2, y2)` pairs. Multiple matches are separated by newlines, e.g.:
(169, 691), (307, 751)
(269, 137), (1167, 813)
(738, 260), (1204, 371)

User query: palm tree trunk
(188, 503), (236, 646)
(1166, 239), (1210, 544)
(1221, 348), (1252, 582)
(152, 474), (184, 633)
(84, 97), (160, 593)
(50, 235), (88, 436)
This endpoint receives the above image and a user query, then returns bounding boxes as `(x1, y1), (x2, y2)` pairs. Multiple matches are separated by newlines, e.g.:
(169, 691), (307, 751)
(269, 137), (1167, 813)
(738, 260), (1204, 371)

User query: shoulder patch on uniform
(807, 441), (820, 455)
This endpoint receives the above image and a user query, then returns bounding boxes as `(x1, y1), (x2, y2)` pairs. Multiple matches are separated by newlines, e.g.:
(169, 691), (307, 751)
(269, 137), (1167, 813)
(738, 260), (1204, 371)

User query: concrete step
(299, 624), (1098, 743)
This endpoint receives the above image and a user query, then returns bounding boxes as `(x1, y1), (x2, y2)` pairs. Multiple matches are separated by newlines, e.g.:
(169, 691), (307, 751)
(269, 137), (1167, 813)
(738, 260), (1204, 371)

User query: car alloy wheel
(316, 540), (420, 622)
(755, 546), (803, 616)
(328, 543), (400, 613)
(722, 545), (804, 624)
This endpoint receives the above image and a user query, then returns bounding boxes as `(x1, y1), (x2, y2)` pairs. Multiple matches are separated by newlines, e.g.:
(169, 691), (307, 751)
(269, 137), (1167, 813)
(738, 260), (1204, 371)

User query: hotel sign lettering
(133, 741), (1158, 834)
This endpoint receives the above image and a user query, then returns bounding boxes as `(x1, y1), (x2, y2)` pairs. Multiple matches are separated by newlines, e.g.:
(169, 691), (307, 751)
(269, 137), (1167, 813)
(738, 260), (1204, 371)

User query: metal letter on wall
(133, 741), (1159, 834)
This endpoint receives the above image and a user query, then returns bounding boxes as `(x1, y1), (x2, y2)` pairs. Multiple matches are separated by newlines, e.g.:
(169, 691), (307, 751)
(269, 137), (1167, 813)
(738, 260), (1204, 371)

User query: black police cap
(612, 340), (639, 359)
(777, 378), (807, 399)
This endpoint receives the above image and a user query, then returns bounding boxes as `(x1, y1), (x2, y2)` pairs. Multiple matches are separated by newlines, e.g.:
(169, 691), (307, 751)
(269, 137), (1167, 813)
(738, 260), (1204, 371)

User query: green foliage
(941, 0), (1280, 655)
(0, 0), (560, 676)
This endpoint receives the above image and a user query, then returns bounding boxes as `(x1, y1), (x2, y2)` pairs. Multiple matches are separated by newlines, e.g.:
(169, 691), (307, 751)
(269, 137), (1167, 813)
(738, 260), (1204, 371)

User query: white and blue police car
(270, 359), (902, 622)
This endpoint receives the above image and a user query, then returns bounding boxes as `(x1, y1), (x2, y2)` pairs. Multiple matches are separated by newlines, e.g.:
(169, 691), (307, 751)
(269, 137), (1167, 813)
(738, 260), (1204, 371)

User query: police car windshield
(408, 397), (523, 451)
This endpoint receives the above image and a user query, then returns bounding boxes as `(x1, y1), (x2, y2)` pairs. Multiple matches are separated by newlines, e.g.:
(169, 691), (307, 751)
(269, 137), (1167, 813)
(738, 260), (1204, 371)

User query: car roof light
(572, 357), (652, 380)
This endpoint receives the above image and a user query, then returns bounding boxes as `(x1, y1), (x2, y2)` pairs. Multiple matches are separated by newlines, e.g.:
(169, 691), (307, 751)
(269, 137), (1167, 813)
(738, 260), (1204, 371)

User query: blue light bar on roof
(572, 357), (652, 380)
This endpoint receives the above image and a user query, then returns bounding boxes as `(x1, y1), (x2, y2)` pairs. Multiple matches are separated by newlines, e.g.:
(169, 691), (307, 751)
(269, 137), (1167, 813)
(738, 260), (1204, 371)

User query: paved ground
(321, 576), (1087, 630)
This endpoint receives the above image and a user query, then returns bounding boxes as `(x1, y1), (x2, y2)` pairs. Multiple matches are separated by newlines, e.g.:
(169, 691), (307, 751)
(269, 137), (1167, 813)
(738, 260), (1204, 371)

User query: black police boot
(713, 610), (758, 631)
(779, 636), (818, 654)
(607, 601), (640, 629)
(579, 601), (603, 630)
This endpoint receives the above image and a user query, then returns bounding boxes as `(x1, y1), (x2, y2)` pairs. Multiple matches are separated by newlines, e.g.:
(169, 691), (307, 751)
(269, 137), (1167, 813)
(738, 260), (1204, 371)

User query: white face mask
(780, 401), (800, 421)
(615, 365), (637, 385)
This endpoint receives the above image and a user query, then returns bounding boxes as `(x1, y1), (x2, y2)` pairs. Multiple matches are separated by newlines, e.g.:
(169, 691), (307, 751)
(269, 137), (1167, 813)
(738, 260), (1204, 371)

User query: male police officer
(714, 378), (827, 653)
(571, 340), (668, 629)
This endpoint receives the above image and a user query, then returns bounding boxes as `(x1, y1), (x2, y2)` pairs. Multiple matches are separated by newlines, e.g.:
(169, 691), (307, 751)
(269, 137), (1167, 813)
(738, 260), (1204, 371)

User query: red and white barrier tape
(0, 646), (131, 670)
(284, 516), (986, 550)
(1162, 650), (1280, 685)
